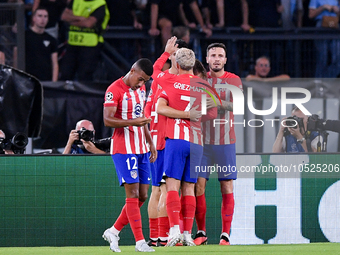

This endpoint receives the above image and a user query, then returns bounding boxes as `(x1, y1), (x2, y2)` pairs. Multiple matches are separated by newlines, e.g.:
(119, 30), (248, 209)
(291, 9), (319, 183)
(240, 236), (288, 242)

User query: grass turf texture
(0, 243), (339, 255)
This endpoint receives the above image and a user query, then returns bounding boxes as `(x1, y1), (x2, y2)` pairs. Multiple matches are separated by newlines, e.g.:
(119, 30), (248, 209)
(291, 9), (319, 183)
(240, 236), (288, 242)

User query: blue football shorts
(198, 143), (237, 181)
(163, 139), (203, 183)
(150, 149), (165, 187)
(111, 153), (151, 186)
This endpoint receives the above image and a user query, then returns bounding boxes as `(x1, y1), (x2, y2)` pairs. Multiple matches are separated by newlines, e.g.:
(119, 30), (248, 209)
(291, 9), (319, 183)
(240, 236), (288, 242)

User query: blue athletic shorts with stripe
(111, 153), (151, 186)
(198, 143), (237, 181)
(150, 149), (165, 187)
(164, 139), (203, 183)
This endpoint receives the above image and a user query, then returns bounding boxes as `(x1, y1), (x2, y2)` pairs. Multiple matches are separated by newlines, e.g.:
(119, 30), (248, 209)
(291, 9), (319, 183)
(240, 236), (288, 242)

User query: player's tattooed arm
(220, 100), (233, 112)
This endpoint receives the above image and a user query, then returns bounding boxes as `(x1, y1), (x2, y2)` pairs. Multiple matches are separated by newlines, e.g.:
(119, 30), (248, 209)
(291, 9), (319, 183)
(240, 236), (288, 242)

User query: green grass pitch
(0, 243), (340, 255)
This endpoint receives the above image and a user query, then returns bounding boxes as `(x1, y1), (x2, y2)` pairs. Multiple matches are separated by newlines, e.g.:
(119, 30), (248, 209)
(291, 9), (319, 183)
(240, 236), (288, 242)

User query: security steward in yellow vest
(60, 0), (110, 81)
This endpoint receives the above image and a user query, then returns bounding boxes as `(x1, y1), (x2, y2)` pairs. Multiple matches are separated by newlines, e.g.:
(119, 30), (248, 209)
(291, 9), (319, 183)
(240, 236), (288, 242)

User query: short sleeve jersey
(158, 73), (207, 145)
(202, 71), (243, 145)
(145, 76), (168, 151)
(144, 51), (176, 150)
(104, 78), (149, 154)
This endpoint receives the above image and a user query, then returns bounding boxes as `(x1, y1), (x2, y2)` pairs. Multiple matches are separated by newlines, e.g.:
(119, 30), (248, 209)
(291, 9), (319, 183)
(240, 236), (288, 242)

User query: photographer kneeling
(272, 106), (324, 153)
(63, 120), (108, 154)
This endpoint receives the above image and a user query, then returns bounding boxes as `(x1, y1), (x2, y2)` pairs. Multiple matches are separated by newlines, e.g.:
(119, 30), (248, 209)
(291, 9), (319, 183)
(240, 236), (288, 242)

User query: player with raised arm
(156, 37), (217, 247)
(145, 39), (190, 247)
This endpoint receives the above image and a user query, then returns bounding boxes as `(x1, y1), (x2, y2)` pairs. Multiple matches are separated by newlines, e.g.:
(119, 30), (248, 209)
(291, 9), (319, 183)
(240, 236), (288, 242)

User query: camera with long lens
(307, 114), (324, 131)
(0, 132), (28, 154)
(284, 116), (304, 136)
(307, 114), (340, 133)
(75, 127), (94, 144)
(93, 137), (111, 153)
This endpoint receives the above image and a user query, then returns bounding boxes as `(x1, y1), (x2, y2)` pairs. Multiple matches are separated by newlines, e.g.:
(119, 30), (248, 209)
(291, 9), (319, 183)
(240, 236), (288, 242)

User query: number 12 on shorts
(126, 157), (137, 170)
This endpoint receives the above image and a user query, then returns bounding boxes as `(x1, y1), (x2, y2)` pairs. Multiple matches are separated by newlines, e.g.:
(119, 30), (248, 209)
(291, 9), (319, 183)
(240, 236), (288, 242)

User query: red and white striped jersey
(144, 52), (175, 150)
(158, 74), (209, 145)
(103, 78), (149, 154)
(144, 77), (168, 150)
(202, 71), (243, 145)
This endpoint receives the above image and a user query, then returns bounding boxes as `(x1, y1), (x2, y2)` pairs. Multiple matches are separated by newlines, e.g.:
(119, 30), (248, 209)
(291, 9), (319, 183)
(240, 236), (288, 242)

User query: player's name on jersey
(174, 82), (208, 93)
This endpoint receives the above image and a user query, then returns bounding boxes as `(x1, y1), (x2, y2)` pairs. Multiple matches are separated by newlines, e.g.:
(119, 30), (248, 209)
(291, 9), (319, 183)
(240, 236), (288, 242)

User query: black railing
(103, 26), (340, 79)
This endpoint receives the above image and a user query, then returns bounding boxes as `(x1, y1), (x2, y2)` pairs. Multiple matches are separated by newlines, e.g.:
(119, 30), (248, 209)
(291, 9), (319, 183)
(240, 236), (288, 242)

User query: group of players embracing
(102, 36), (243, 252)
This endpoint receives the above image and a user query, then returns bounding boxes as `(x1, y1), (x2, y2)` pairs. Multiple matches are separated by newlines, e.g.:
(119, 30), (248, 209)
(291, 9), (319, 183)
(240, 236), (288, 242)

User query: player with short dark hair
(102, 58), (157, 252)
(193, 58), (207, 80)
(193, 42), (243, 246)
(135, 58), (154, 77)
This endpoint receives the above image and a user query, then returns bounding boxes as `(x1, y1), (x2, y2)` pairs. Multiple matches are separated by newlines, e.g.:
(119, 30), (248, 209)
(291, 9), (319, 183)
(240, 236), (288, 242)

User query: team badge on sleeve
(106, 92), (113, 102)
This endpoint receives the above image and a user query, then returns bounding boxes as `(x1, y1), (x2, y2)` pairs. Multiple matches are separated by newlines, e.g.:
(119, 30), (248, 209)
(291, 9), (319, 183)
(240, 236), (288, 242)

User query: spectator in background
(172, 26), (190, 44)
(201, 0), (250, 75)
(281, 0), (303, 29)
(159, 26), (191, 70)
(106, 1), (146, 66)
(32, 0), (68, 40)
(206, 0), (251, 30)
(148, 0), (211, 48)
(24, 0), (34, 28)
(303, 0), (316, 27)
(132, 0), (149, 30)
(178, 0), (213, 34)
(107, 0), (144, 29)
(63, 119), (107, 154)
(59, 0), (110, 81)
(247, 0), (283, 28)
(245, 1), (285, 77)
(281, 0), (303, 76)
(25, 7), (58, 81)
(309, 0), (340, 78)
(245, 56), (290, 82)
(272, 106), (324, 152)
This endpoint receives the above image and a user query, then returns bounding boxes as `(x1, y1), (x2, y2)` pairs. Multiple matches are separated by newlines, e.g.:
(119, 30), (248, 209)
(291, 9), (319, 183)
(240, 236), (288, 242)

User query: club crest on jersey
(130, 170), (138, 179)
(140, 90), (146, 99)
(106, 92), (113, 101)
(135, 103), (142, 117)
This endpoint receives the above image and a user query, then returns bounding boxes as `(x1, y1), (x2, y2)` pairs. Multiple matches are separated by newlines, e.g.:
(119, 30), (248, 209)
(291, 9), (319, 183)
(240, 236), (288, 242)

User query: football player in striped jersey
(102, 58), (157, 252)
